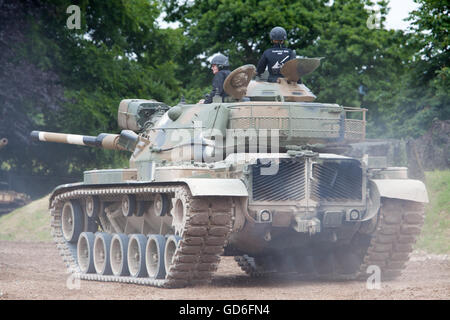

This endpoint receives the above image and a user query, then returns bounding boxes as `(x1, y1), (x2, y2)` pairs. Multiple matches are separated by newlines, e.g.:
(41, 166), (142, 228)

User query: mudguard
(363, 179), (429, 221)
(371, 179), (429, 203)
(179, 178), (248, 197)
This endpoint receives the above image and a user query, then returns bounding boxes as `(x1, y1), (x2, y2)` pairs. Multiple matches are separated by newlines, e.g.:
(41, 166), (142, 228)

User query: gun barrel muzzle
(31, 131), (125, 150)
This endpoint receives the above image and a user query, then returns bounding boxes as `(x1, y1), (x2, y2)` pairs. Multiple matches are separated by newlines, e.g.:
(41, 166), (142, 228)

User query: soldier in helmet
(203, 53), (231, 104)
(256, 26), (296, 82)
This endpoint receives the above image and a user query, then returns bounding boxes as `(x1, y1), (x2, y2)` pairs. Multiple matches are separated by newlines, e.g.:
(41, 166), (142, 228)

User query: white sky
(385, 0), (420, 30)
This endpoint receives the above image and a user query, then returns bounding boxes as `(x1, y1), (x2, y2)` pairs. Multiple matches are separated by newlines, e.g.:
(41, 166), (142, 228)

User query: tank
(0, 138), (31, 216)
(30, 59), (428, 288)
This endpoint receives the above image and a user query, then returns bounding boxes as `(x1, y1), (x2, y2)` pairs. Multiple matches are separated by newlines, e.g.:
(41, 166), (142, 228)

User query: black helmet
(269, 26), (287, 41)
(211, 53), (229, 68)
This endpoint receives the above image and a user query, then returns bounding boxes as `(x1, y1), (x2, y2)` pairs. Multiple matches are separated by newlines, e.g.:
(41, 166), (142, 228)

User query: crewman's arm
(212, 72), (225, 96)
(204, 73), (222, 104)
(256, 51), (268, 76)
(290, 49), (296, 60)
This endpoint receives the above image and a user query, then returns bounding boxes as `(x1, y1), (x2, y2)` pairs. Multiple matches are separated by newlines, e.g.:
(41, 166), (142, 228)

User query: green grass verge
(415, 170), (450, 254)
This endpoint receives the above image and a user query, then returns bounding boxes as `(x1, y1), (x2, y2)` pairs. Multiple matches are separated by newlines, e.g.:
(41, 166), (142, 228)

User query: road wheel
(85, 195), (100, 218)
(128, 234), (148, 277)
(121, 194), (136, 217)
(154, 193), (169, 216)
(110, 233), (130, 276)
(77, 232), (95, 274)
(164, 235), (181, 275)
(93, 232), (113, 275)
(61, 200), (84, 243)
(146, 234), (167, 279)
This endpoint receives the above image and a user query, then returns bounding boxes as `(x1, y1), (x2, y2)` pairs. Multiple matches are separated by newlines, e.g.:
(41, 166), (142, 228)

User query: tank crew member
(204, 53), (231, 104)
(256, 26), (296, 82)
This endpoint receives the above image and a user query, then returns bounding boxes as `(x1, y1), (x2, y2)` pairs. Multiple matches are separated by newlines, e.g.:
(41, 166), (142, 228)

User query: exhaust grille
(251, 160), (305, 201)
(311, 160), (362, 201)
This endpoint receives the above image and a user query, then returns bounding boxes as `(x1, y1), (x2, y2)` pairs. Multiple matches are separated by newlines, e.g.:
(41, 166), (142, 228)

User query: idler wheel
(77, 232), (95, 274)
(127, 234), (148, 277)
(61, 200), (84, 243)
(110, 233), (130, 276)
(164, 235), (181, 275)
(145, 234), (166, 279)
(121, 194), (136, 217)
(93, 232), (113, 275)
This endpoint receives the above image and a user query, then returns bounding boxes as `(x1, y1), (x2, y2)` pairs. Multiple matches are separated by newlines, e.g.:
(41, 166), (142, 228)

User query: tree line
(0, 0), (448, 197)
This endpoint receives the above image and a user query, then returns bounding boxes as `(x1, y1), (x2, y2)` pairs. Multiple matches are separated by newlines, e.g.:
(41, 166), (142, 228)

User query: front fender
(363, 179), (428, 221)
(362, 179), (428, 221)
(179, 178), (249, 197)
(370, 179), (429, 203)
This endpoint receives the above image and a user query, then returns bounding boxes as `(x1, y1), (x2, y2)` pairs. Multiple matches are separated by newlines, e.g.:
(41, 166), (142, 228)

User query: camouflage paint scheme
(31, 59), (428, 260)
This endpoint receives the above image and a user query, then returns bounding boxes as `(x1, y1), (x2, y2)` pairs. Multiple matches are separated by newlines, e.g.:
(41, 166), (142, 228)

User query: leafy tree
(388, 0), (450, 138)
(0, 0), (185, 197)
(0, 0), (67, 194)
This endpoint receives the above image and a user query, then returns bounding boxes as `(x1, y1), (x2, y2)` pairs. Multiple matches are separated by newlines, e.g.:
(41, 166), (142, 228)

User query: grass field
(0, 171), (449, 253)
(416, 170), (450, 254)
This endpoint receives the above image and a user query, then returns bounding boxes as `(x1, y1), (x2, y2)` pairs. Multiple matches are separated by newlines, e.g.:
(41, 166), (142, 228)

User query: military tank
(0, 138), (32, 216)
(31, 59), (428, 288)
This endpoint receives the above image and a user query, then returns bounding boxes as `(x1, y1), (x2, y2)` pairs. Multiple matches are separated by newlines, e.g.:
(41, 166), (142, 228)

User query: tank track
(50, 184), (234, 288)
(235, 198), (425, 281)
(234, 255), (268, 277)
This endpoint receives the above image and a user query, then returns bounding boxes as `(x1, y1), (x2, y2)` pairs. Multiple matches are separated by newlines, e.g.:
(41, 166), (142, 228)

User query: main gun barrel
(30, 131), (126, 151)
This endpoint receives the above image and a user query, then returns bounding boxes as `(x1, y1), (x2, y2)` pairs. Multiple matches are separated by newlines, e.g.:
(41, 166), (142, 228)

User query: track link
(234, 255), (269, 277)
(357, 198), (425, 280)
(50, 185), (234, 288)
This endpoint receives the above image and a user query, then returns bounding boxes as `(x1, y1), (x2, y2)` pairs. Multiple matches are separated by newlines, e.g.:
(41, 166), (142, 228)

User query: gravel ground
(0, 241), (449, 300)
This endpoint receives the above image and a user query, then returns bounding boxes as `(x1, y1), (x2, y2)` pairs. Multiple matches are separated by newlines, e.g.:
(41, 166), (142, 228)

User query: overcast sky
(385, 0), (420, 30)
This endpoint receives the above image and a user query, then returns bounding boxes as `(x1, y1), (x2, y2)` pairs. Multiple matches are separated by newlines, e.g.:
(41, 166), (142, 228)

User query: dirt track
(0, 241), (449, 300)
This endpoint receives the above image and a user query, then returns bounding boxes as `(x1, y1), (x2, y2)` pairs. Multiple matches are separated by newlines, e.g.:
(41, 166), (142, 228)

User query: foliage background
(0, 0), (448, 198)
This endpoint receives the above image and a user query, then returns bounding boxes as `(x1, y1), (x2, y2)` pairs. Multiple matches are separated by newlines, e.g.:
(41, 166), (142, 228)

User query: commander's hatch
(223, 58), (322, 102)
